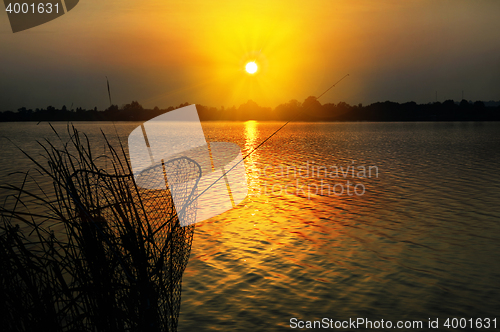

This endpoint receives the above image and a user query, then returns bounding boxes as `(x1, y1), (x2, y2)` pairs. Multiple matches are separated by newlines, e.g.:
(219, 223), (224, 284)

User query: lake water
(1, 121), (500, 331)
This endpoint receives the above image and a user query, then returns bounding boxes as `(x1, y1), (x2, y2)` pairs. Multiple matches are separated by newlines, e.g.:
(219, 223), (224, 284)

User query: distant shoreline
(2, 99), (500, 122)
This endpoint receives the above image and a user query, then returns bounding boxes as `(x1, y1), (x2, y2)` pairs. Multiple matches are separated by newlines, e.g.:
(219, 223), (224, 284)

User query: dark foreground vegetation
(2, 98), (500, 122)
(0, 126), (195, 331)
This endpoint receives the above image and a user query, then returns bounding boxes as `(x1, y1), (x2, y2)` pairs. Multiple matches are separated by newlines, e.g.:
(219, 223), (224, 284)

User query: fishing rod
(241, 74), (349, 163)
(167, 74), (350, 226)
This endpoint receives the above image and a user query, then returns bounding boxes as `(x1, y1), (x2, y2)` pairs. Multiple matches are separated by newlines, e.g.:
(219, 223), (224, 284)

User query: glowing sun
(245, 61), (258, 74)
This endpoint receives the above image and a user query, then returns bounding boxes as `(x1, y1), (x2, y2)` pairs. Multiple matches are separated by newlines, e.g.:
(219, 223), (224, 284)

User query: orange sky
(1, 0), (499, 111)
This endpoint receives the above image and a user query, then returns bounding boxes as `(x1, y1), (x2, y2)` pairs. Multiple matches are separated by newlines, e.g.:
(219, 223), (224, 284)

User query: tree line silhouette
(1, 98), (499, 122)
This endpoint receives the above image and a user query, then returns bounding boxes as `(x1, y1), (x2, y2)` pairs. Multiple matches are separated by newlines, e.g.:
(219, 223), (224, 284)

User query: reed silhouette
(0, 125), (197, 331)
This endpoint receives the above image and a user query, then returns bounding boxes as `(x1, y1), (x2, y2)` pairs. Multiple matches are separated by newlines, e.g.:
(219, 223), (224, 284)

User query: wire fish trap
(0, 125), (199, 332)
(66, 156), (201, 332)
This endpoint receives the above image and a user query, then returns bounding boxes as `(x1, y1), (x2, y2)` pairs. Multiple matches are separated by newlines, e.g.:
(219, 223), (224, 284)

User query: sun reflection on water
(244, 120), (261, 196)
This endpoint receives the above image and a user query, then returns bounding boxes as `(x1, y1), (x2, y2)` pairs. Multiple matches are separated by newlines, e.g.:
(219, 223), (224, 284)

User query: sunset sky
(1, 0), (499, 111)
